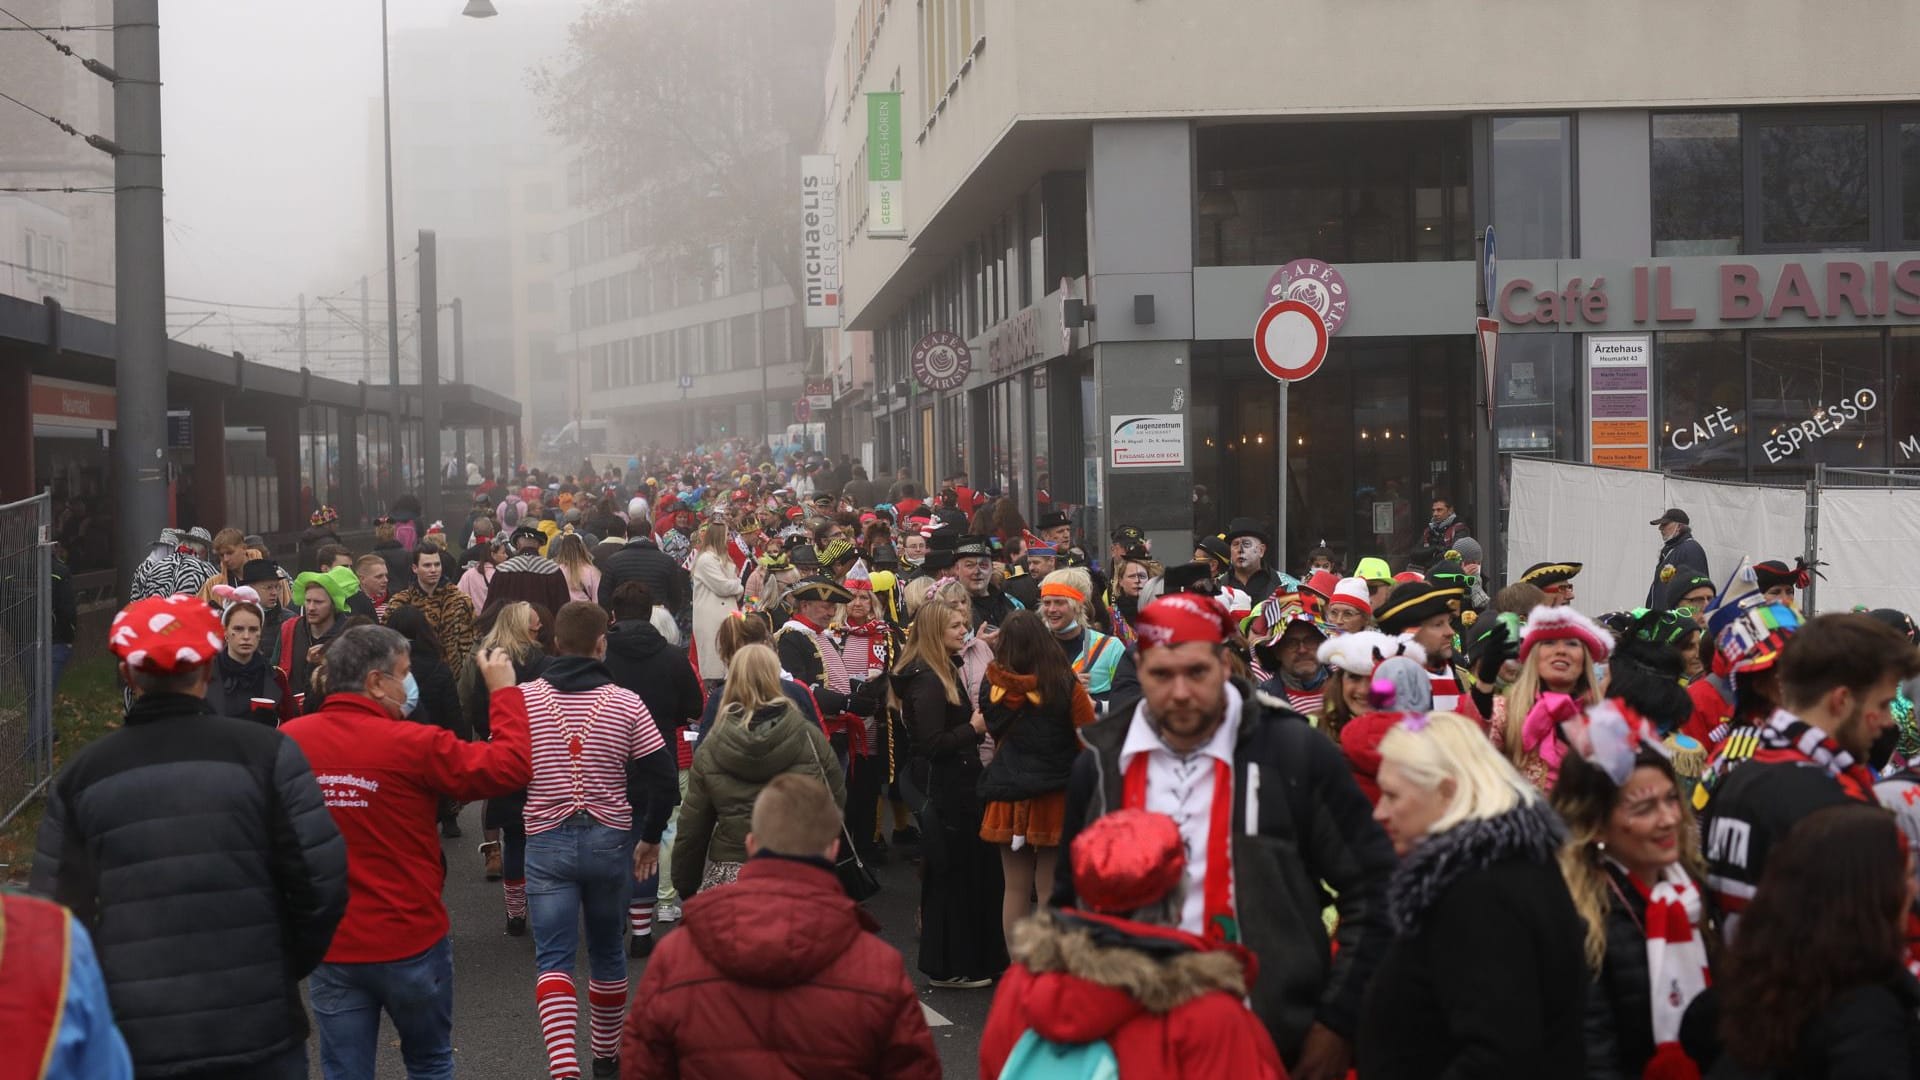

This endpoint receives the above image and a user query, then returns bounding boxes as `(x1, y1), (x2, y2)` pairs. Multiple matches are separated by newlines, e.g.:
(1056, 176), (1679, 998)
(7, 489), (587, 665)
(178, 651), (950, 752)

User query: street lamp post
(379, 1), (495, 517)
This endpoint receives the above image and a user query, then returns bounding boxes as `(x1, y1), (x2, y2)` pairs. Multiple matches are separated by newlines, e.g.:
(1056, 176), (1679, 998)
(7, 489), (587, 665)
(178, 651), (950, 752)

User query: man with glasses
(1252, 602), (1332, 715)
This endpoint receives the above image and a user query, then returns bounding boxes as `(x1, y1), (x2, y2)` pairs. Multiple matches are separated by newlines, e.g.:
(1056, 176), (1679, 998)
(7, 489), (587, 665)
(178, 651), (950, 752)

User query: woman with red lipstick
(1552, 700), (1716, 1080)
(1492, 606), (1614, 790)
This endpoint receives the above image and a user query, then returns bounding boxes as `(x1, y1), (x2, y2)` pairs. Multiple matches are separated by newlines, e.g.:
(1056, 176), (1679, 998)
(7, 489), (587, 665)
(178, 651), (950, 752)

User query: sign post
(1253, 299), (1330, 573)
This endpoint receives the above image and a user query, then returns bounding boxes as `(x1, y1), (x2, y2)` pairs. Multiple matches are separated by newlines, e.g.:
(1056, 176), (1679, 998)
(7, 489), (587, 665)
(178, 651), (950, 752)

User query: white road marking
(921, 1001), (953, 1027)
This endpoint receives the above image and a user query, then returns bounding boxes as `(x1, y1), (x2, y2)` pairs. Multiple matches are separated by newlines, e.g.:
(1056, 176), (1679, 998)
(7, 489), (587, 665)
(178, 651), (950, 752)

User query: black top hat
(1375, 580), (1466, 634)
(1223, 517), (1272, 547)
(1163, 561), (1219, 596)
(870, 542), (899, 570)
(787, 577), (853, 605)
(238, 558), (281, 585)
(788, 543), (821, 568)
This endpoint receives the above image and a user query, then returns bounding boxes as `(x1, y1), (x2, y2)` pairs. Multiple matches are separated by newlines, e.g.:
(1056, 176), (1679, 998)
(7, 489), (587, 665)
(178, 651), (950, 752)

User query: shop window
(1899, 122), (1920, 244)
(1494, 334), (1576, 456)
(1893, 331), (1920, 466)
(1755, 116), (1872, 249)
(1195, 121), (1470, 267)
(1491, 116), (1572, 259)
(1652, 113), (1743, 255)
(1749, 329), (1886, 474)
(1657, 331), (1747, 479)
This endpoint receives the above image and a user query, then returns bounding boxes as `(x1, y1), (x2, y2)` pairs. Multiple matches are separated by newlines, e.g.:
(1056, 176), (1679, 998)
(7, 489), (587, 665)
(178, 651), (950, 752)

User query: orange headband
(1040, 581), (1086, 603)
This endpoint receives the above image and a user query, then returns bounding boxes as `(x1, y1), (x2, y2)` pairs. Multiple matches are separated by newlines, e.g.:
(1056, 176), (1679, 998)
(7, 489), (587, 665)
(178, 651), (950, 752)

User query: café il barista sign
(1498, 256), (1920, 329)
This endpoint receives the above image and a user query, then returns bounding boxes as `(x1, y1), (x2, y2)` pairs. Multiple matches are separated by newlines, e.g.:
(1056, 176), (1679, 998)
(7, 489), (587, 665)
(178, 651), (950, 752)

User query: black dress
(895, 656), (1007, 981)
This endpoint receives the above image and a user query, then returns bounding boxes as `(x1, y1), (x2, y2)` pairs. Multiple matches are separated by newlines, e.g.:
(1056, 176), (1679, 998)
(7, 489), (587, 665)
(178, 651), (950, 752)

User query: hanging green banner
(866, 91), (905, 238)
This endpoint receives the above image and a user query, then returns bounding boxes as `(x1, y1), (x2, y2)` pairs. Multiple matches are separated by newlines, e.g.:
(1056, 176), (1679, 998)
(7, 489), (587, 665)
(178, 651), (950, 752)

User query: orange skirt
(979, 791), (1069, 848)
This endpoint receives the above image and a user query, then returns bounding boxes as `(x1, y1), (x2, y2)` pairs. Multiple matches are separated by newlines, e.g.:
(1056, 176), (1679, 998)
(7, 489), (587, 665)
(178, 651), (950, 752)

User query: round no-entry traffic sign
(1253, 299), (1328, 382)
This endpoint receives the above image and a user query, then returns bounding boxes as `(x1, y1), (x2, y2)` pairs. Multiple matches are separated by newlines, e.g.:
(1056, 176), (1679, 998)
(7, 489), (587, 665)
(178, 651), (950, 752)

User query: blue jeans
(526, 816), (632, 981)
(308, 937), (454, 1080)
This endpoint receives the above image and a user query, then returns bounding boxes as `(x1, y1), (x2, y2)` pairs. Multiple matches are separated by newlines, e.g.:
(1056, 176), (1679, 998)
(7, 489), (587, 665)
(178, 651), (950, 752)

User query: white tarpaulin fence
(1506, 458), (1920, 618)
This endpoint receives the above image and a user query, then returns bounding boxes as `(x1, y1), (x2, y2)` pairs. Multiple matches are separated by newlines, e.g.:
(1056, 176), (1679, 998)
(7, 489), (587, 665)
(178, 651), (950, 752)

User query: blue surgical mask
(402, 671), (420, 717)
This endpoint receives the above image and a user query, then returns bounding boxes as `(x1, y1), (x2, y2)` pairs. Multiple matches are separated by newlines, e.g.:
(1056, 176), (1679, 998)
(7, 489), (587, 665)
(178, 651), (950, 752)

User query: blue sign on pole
(1481, 226), (1498, 309)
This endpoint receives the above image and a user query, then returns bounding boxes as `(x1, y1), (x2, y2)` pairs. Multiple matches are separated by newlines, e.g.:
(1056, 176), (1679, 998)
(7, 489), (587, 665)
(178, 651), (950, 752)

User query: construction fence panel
(0, 492), (51, 830)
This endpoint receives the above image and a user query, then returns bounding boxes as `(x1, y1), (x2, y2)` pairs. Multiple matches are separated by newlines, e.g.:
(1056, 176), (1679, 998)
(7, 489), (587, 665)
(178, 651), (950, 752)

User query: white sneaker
(655, 902), (683, 923)
(927, 975), (994, 989)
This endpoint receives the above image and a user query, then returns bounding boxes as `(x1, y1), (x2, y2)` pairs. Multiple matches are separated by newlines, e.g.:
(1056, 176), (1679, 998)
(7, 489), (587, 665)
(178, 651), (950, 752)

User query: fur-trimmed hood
(1387, 800), (1566, 934)
(1004, 911), (1252, 1041)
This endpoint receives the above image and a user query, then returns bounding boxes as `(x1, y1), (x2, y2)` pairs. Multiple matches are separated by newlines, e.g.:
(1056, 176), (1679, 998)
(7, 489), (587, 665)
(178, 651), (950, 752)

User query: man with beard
(387, 545), (477, 666)
(1373, 579), (1479, 719)
(1700, 613), (1920, 926)
(1219, 518), (1281, 604)
(1251, 603), (1332, 715)
(953, 536), (1022, 631)
(1035, 568), (1123, 707)
(281, 568), (355, 701)
(1648, 508), (1710, 607)
(1420, 496), (1468, 555)
(1055, 593), (1395, 1080)
(1037, 510), (1073, 552)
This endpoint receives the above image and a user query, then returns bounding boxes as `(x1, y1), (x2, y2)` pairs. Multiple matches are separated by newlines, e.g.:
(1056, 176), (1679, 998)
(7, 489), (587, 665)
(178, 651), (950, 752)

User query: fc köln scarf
(1630, 861), (1710, 1080)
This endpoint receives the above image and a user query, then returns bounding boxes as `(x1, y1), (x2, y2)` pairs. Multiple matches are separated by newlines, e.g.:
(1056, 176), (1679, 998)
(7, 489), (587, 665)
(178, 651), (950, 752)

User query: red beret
(1134, 593), (1230, 651)
(1071, 809), (1186, 915)
(109, 595), (224, 674)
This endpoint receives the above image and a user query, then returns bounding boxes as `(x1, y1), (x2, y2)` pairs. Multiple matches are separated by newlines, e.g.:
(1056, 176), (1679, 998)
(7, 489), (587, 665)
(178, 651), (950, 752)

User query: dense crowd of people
(11, 438), (1920, 1080)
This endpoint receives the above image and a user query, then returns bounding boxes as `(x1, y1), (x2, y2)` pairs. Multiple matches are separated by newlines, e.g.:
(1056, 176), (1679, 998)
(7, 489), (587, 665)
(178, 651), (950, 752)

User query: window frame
(1745, 108), (1882, 254)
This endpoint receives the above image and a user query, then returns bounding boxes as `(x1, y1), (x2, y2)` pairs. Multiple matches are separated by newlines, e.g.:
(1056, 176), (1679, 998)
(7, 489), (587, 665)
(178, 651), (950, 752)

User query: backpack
(997, 1030), (1120, 1080)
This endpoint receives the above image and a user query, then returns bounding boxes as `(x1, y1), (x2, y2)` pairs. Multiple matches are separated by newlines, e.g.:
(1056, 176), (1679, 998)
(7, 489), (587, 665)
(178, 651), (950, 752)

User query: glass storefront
(1191, 336), (1477, 573)
(1658, 327), (1904, 482)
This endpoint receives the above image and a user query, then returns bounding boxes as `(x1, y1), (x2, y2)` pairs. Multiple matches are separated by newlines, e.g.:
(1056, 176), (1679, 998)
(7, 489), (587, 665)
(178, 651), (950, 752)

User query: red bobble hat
(1071, 809), (1187, 915)
(109, 594), (225, 674)
(1134, 593), (1231, 650)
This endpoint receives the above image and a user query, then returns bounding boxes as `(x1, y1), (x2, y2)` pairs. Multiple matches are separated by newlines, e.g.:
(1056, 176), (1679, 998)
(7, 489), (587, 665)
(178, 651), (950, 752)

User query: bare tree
(533, 0), (833, 285)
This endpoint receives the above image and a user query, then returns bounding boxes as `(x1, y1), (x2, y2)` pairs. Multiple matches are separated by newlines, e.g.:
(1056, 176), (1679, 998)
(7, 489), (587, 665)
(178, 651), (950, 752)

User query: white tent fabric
(1506, 458), (1918, 616)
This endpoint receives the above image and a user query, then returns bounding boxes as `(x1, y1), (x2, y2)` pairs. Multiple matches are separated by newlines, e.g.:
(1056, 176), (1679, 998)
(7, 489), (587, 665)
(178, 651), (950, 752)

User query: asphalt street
(310, 802), (994, 1078)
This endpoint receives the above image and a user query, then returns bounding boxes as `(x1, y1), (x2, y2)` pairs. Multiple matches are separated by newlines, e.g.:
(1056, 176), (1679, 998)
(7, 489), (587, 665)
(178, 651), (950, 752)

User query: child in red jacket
(978, 809), (1287, 1080)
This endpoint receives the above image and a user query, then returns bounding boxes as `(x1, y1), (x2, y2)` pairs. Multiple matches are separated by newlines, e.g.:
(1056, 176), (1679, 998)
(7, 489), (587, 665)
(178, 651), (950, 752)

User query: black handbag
(806, 733), (882, 902)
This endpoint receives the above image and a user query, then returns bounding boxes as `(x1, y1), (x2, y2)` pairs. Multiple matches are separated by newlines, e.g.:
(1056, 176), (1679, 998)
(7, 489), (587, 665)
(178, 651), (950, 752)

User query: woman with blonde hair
(929, 578), (994, 709)
(460, 600), (550, 933)
(1492, 605), (1613, 791)
(893, 598), (1006, 987)
(670, 643), (844, 901)
(545, 532), (599, 604)
(1357, 711), (1587, 1078)
(689, 521), (743, 685)
(1550, 703), (1715, 1078)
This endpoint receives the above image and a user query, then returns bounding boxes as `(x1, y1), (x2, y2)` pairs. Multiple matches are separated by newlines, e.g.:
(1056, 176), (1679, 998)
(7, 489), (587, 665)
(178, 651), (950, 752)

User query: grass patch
(0, 657), (125, 884)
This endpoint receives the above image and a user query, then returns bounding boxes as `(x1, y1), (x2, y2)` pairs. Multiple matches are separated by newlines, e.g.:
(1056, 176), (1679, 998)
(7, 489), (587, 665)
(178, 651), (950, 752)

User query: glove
(1471, 617), (1514, 685)
(847, 676), (886, 717)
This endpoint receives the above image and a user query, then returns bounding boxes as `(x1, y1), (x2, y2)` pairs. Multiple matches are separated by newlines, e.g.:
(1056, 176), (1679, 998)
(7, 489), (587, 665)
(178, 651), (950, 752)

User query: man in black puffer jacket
(31, 594), (347, 1079)
(603, 580), (705, 950)
(598, 518), (691, 630)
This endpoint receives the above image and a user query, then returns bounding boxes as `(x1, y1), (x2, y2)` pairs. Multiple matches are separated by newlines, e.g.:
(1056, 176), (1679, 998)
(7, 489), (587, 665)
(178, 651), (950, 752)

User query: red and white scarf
(1623, 861), (1710, 1079)
(832, 620), (889, 682)
(1122, 753), (1237, 945)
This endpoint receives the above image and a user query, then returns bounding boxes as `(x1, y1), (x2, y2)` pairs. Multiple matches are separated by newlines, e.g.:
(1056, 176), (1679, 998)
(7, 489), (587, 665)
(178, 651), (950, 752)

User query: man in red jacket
(282, 626), (532, 1080)
(979, 809), (1285, 1079)
(621, 773), (940, 1080)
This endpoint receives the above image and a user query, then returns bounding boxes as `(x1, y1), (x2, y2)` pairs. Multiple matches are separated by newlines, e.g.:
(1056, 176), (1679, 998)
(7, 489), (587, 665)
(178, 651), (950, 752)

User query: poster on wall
(866, 92), (905, 238)
(1109, 413), (1186, 469)
(799, 154), (840, 328)
(1586, 334), (1651, 469)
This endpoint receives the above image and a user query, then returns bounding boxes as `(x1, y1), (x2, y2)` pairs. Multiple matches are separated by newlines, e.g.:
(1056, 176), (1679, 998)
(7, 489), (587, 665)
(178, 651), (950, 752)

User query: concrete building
(818, 0), (1920, 574)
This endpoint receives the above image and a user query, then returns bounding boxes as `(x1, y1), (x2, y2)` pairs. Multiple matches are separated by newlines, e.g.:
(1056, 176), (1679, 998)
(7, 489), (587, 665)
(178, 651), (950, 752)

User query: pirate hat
(1374, 580), (1466, 634)
(787, 577), (854, 605)
(1519, 562), (1582, 590)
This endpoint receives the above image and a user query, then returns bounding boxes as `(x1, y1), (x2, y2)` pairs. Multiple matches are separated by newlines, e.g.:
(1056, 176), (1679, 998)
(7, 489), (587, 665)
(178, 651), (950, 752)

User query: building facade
(818, 0), (1920, 573)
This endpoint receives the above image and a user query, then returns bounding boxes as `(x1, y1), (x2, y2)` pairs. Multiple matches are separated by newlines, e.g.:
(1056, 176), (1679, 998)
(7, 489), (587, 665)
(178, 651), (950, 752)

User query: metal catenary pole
(1276, 379), (1289, 574)
(112, 0), (169, 604)
(418, 230), (441, 530)
(381, 0), (403, 513)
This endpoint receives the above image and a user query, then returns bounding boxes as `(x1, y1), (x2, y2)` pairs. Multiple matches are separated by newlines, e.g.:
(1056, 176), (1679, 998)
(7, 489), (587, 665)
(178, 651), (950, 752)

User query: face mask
(402, 672), (420, 717)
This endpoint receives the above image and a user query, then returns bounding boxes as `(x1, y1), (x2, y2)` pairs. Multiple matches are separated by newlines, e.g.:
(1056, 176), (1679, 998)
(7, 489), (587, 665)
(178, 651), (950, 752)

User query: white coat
(690, 548), (744, 680)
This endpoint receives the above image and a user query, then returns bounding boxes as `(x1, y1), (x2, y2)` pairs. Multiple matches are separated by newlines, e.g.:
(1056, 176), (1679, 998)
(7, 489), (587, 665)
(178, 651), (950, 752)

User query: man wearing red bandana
(1055, 593), (1397, 1080)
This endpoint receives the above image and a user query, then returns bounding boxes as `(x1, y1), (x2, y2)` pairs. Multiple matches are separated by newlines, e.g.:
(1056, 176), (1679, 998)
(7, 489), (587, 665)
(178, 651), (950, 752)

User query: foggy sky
(157, 0), (580, 311)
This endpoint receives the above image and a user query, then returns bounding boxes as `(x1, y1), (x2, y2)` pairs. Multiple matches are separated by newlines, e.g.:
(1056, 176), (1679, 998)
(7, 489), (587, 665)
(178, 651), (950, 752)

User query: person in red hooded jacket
(621, 773), (939, 1080)
(978, 809), (1287, 1080)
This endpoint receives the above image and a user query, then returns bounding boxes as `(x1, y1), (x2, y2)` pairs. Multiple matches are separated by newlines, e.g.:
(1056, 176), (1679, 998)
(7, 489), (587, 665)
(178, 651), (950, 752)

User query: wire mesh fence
(0, 493), (52, 830)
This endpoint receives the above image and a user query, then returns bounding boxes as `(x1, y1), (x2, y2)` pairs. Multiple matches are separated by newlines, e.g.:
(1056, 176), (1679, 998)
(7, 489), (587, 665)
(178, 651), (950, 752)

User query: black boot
(505, 915), (527, 937)
(628, 933), (654, 959)
(592, 1057), (618, 1078)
